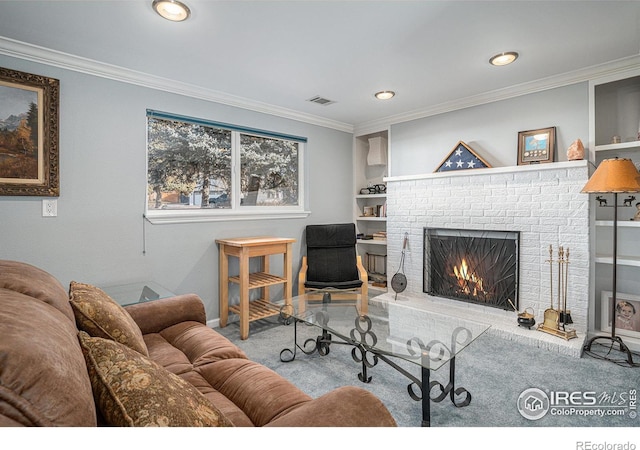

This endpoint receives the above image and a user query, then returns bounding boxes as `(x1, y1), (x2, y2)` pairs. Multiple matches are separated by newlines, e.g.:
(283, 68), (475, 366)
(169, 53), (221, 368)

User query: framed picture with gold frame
(517, 126), (555, 165)
(0, 67), (59, 196)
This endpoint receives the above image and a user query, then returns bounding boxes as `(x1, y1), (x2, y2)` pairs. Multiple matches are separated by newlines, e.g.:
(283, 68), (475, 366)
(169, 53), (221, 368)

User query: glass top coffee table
(270, 292), (491, 427)
(101, 281), (175, 306)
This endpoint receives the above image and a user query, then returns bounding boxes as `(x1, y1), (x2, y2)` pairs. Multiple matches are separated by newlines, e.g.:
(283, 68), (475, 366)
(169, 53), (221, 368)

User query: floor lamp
(582, 157), (640, 367)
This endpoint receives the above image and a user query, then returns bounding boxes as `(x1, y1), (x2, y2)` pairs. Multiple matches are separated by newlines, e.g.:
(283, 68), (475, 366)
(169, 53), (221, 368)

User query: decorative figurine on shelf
(632, 203), (640, 221)
(624, 196), (636, 207)
(567, 139), (585, 161)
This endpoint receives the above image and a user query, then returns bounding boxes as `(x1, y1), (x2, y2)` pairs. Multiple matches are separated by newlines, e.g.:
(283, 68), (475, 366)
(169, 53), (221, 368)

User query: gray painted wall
(390, 82), (589, 176)
(0, 54), (592, 324)
(0, 55), (353, 321)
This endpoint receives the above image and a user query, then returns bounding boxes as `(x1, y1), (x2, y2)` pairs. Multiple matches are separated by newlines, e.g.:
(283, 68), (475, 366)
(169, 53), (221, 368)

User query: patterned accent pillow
(69, 281), (149, 356)
(78, 332), (232, 427)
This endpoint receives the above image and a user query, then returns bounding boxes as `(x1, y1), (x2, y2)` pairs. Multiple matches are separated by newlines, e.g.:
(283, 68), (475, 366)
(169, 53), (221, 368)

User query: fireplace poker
(558, 246), (564, 321)
(549, 245), (553, 312)
(542, 245), (560, 330)
(561, 247), (573, 325)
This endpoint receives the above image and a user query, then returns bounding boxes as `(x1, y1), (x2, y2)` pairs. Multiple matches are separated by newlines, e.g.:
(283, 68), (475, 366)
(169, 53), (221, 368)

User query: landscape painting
(0, 67), (59, 196)
(0, 82), (41, 181)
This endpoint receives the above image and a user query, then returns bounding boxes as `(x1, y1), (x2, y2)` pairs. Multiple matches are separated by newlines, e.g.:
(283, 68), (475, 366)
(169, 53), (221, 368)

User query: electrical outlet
(42, 199), (57, 217)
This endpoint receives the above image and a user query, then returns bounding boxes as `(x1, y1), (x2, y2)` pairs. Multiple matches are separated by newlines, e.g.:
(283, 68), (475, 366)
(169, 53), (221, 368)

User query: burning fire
(453, 259), (485, 296)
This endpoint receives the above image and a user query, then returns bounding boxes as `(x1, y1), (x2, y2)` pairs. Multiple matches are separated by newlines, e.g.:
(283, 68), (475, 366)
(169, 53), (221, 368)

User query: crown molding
(3, 36), (638, 139)
(0, 36), (354, 134)
(354, 54), (640, 136)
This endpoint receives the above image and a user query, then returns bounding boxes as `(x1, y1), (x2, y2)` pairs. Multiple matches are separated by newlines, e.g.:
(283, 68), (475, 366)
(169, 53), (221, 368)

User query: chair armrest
(356, 255), (368, 300)
(124, 294), (207, 335)
(356, 255), (368, 283)
(264, 386), (397, 427)
(298, 256), (308, 296)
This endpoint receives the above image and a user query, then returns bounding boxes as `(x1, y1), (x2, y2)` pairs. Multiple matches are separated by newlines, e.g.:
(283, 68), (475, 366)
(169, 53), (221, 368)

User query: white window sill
(145, 209), (311, 224)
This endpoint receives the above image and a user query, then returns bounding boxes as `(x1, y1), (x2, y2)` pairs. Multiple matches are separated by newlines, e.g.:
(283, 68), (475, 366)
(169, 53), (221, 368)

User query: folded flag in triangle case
(435, 141), (491, 172)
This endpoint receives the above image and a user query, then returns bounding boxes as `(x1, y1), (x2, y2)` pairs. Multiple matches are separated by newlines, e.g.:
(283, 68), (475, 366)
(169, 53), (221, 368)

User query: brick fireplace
(382, 160), (590, 357)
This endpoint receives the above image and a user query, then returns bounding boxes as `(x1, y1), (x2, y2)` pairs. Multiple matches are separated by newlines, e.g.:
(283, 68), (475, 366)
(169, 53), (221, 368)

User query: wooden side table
(216, 236), (295, 340)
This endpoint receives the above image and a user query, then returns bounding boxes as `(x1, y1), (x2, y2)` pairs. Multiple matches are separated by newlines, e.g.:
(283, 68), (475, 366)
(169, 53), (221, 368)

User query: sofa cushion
(142, 322), (248, 376)
(69, 281), (148, 356)
(159, 321), (249, 365)
(180, 370), (254, 427)
(0, 260), (75, 322)
(78, 332), (232, 427)
(195, 358), (312, 426)
(0, 289), (97, 426)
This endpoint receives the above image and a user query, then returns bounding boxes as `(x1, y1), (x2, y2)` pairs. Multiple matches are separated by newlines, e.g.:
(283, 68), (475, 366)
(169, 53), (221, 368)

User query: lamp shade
(581, 158), (640, 193)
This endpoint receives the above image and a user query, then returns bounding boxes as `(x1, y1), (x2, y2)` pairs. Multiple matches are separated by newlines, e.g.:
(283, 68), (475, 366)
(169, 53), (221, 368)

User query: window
(145, 110), (307, 222)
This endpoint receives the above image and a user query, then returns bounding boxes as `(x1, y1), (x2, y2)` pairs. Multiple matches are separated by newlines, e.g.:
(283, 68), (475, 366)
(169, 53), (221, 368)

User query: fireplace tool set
(537, 245), (577, 340)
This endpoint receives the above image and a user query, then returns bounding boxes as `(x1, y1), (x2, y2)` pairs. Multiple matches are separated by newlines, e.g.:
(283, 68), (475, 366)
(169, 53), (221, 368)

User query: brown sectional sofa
(0, 260), (397, 427)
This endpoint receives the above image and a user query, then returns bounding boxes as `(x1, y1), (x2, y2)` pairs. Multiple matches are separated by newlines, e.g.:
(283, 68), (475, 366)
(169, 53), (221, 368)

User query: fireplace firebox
(424, 228), (519, 310)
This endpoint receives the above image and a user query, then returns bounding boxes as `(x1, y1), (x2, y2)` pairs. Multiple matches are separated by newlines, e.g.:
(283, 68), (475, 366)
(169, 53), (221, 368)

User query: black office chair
(298, 223), (368, 313)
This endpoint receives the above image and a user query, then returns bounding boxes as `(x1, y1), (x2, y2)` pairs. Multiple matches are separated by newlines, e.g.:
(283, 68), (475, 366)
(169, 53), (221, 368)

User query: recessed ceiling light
(489, 52), (519, 66)
(152, 0), (191, 22)
(375, 91), (395, 100)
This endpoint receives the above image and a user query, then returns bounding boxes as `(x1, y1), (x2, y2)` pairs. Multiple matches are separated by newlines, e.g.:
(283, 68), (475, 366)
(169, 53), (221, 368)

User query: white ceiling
(0, 0), (639, 131)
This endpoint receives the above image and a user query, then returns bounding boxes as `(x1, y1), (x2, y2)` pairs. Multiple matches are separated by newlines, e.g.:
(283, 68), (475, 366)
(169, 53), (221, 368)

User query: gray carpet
(216, 315), (640, 429)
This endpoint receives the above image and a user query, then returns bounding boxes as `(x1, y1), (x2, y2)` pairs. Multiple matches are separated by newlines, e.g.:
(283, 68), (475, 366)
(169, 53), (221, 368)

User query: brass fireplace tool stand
(538, 245), (577, 340)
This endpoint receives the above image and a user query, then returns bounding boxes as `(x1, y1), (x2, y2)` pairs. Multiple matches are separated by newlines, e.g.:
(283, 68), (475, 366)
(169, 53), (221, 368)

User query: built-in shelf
(595, 220), (640, 227)
(357, 239), (387, 245)
(356, 216), (386, 222)
(355, 193), (387, 199)
(595, 254), (640, 267)
(595, 141), (640, 152)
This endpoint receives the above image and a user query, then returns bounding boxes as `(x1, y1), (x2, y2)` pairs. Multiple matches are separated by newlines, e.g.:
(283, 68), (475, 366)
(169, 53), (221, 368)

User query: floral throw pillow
(78, 332), (232, 427)
(69, 281), (149, 356)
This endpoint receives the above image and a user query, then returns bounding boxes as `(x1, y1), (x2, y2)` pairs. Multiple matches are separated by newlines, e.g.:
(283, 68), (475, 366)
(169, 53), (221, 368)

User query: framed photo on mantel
(0, 67), (60, 196)
(517, 126), (556, 165)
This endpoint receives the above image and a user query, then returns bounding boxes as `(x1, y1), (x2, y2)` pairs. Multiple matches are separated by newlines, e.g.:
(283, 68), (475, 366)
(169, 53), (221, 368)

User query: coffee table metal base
(279, 314), (473, 427)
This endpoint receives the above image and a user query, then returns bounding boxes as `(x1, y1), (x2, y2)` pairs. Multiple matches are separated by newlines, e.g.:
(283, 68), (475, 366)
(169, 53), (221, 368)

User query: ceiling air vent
(307, 95), (336, 106)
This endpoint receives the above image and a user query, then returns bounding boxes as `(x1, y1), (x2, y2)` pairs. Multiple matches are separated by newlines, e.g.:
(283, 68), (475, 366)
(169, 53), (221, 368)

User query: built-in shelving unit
(594, 141), (640, 152)
(354, 130), (389, 293)
(589, 70), (640, 348)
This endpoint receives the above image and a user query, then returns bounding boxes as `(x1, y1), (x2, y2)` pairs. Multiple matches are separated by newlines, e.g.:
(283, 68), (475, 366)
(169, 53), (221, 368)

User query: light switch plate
(42, 199), (57, 217)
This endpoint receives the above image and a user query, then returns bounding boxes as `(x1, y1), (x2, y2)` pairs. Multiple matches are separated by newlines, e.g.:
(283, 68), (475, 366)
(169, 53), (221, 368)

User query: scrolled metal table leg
(280, 317), (299, 362)
(350, 314), (379, 383)
(448, 356), (472, 407)
(422, 365), (431, 427)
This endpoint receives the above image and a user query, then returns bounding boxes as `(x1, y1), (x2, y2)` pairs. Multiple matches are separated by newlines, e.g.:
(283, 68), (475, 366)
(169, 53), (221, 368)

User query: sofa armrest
(125, 294), (206, 335)
(264, 386), (396, 427)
